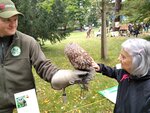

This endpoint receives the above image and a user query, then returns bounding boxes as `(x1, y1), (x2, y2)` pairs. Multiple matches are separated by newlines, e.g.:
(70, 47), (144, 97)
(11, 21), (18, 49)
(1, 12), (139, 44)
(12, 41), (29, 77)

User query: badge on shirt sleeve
(11, 46), (21, 56)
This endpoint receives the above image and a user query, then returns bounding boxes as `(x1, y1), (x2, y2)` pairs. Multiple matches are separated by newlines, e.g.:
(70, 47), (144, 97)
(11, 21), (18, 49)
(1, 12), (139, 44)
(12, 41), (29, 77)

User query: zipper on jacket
(1, 42), (4, 67)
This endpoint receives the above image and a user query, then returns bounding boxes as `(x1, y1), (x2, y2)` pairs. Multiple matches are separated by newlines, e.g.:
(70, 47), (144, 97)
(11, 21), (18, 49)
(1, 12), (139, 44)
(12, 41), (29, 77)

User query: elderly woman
(93, 38), (150, 113)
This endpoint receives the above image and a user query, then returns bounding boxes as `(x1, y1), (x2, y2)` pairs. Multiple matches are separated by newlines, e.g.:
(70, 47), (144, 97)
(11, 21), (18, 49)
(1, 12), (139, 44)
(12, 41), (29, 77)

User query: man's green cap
(0, 0), (23, 18)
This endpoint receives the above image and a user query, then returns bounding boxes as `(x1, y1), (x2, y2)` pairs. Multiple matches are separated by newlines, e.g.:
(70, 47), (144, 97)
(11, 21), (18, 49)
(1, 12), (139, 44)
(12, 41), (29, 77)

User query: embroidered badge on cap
(0, 4), (5, 10)
(11, 46), (21, 56)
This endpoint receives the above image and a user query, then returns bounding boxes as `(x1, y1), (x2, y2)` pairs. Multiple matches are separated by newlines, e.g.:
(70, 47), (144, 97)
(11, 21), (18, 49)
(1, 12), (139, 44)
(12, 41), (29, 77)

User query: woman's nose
(118, 55), (121, 62)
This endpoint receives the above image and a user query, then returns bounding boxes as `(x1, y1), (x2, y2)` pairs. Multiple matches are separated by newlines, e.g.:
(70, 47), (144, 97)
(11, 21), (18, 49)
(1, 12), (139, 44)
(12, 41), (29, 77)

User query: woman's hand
(91, 61), (100, 71)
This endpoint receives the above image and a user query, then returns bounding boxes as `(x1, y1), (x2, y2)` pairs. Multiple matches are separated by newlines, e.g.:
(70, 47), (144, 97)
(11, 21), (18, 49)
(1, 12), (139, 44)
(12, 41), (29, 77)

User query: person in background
(92, 38), (150, 113)
(133, 23), (141, 37)
(86, 25), (92, 38)
(143, 23), (149, 33)
(128, 23), (133, 36)
(0, 0), (93, 112)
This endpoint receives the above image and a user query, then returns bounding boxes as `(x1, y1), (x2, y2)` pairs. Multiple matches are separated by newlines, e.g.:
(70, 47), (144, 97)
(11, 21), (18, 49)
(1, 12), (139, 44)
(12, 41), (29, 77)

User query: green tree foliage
(90, 0), (115, 25)
(13, 0), (71, 44)
(64, 0), (91, 30)
(12, 0), (116, 44)
(86, 6), (99, 26)
(120, 0), (150, 23)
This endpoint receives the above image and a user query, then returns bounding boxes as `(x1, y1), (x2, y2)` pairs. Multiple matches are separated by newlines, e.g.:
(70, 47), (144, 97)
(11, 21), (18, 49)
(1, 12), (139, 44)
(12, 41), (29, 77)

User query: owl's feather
(64, 43), (94, 71)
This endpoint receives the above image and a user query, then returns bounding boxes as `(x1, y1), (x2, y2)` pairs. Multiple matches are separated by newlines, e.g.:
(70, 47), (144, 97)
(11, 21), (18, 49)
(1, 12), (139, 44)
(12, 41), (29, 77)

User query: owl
(64, 43), (95, 71)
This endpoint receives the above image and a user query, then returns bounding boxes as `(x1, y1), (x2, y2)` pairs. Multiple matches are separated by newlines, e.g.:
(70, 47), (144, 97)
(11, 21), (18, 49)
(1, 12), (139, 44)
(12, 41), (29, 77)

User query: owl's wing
(64, 43), (95, 71)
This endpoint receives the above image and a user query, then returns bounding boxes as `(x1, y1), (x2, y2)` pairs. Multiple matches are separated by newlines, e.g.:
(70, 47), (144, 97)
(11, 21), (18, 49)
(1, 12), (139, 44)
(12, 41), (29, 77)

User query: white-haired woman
(93, 38), (150, 113)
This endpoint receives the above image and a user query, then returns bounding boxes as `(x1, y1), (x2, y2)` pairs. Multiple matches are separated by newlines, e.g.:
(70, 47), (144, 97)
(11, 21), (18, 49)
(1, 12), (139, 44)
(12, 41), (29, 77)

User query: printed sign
(14, 89), (40, 113)
(98, 86), (118, 104)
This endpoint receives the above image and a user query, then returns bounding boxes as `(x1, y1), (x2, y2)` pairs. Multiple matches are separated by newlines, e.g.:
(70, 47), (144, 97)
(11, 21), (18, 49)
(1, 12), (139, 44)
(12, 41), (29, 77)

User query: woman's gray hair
(121, 38), (150, 77)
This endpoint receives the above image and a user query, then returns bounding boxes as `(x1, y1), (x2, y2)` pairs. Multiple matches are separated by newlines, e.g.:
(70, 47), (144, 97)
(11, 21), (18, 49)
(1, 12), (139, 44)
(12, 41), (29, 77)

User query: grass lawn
(33, 30), (128, 113)
(14, 30), (133, 113)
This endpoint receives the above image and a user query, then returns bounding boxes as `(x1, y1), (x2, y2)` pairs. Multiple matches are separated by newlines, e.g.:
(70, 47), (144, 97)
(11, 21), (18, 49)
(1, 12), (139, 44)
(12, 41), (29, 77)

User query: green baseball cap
(0, 0), (23, 18)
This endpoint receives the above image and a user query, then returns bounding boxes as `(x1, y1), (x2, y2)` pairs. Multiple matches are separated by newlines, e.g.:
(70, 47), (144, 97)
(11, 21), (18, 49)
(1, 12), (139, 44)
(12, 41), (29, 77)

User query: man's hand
(51, 69), (95, 90)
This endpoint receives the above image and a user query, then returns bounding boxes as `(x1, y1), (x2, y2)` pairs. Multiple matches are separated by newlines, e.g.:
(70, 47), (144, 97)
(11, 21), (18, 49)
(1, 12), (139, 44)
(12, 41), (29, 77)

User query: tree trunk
(101, 0), (107, 59)
(113, 0), (122, 31)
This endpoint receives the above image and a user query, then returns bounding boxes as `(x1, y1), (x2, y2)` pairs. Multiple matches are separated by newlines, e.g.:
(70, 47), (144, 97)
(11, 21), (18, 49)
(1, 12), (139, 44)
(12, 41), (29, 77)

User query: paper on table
(98, 86), (118, 104)
(14, 89), (40, 113)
